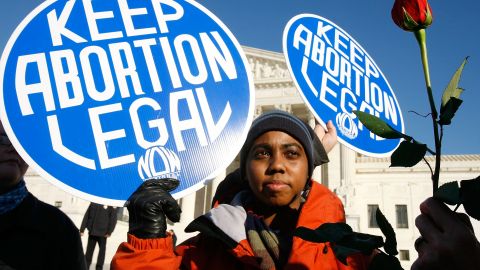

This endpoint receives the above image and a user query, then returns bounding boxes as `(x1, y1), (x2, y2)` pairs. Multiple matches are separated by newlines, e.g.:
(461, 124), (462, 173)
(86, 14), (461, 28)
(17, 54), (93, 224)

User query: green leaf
(341, 231), (384, 251)
(295, 223), (384, 266)
(434, 181), (461, 205)
(439, 97), (463, 125)
(390, 141), (427, 167)
(441, 58), (468, 109)
(331, 232), (384, 265)
(294, 223), (352, 243)
(460, 176), (480, 220)
(369, 252), (404, 270)
(353, 110), (410, 140)
(375, 208), (398, 256)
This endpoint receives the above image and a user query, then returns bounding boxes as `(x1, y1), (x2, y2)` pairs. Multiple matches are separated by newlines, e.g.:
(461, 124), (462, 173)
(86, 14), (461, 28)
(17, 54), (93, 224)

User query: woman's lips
(264, 181), (288, 191)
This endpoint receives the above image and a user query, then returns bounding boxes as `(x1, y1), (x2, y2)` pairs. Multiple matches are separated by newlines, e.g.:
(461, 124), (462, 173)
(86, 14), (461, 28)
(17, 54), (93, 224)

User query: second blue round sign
(283, 14), (404, 157)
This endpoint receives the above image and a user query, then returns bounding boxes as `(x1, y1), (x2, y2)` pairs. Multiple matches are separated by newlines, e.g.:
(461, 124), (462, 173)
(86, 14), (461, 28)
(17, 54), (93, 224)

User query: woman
(112, 110), (373, 269)
(0, 120), (86, 270)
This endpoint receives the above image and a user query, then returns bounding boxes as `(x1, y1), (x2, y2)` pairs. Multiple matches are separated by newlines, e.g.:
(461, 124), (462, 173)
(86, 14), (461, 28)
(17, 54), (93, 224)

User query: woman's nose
(267, 153), (285, 174)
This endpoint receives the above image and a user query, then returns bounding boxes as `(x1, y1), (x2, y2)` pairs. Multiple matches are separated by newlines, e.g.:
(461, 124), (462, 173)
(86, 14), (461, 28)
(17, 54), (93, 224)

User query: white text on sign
(13, 0), (236, 170)
(293, 22), (398, 139)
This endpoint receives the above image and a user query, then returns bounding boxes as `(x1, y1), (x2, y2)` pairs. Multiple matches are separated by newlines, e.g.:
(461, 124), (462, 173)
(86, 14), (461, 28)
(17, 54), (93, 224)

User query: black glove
(126, 178), (181, 239)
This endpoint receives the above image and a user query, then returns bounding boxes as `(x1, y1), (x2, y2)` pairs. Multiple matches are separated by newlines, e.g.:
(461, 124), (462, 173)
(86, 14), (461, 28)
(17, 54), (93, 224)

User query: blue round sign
(0, 0), (254, 206)
(283, 14), (404, 157)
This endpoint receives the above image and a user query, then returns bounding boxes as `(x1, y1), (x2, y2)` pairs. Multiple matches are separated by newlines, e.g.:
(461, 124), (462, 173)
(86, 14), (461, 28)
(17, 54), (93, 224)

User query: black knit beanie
(240, 110), (329, 180)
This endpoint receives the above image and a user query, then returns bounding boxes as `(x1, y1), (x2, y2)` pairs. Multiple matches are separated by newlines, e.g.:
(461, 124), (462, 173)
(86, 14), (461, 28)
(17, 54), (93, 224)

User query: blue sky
(0, 0), (478, 155)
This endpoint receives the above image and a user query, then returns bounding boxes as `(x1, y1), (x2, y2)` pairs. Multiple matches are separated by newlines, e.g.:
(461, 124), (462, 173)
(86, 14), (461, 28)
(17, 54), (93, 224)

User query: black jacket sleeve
(79, 204), (92, 233)
(107, 207), (118, 235)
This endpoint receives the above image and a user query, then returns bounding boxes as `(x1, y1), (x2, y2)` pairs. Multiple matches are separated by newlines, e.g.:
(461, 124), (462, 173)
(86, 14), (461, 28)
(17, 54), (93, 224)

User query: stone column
(338, 145), (355, 208)
(307, 113), (315, 128)
(180, 191), (196, 224)
(308, 113), (323, 183)
(255, 106), (263, 118)
(340, 145), (355, 187)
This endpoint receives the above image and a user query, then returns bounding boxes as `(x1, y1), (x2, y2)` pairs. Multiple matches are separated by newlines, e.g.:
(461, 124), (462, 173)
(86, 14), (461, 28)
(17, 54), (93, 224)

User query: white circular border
(282, 13), (405, 158)
(0, 0), (255, 206)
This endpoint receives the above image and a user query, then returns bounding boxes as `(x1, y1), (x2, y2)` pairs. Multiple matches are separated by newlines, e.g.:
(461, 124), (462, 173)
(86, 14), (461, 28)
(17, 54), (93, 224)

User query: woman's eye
(286, 150), (300, 158)
(254, 150), (270, 158)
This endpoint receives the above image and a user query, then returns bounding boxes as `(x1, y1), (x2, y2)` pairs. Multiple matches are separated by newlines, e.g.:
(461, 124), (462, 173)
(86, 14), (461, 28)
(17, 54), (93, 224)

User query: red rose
(391, 0), (433, 31)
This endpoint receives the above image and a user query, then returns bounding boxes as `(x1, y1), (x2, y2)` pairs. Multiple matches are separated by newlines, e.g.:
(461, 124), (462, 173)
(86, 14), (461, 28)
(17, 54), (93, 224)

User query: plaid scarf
(0, 179), (28, 215)
(233, 191), (292, 270)
(246, 213), (281, 270)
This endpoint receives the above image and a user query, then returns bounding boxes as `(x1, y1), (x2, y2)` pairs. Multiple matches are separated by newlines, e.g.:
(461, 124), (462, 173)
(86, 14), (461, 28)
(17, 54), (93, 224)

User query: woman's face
(0, 121), (29, 193)
(246, 131), (309, 209)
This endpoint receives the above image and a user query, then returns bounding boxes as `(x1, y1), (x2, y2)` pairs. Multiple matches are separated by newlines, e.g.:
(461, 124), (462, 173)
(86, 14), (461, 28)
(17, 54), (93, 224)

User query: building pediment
(242, 46), (293, 88)
(242, 46), (306, 109)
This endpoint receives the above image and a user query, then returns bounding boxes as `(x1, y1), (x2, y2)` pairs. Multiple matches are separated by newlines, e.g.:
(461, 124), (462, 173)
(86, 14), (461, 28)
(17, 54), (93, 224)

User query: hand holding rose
(412, 198), (480, 270)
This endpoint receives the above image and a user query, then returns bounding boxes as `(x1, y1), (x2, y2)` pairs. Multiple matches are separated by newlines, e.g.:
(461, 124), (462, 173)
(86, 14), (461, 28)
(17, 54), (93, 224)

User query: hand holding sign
(283, 14), (404, 157)
(126, 178), (181, 239)
(0, 0), (254, 205)
(314, 120), (337, 154)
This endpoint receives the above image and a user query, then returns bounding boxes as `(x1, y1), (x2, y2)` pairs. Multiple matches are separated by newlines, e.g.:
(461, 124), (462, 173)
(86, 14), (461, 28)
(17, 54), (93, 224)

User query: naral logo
(138, 147), (181, 180)
(336, 112), (358, 139)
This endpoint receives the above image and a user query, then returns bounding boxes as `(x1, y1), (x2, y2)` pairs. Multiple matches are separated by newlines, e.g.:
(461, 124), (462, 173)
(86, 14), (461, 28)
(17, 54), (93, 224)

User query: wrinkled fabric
(112, 181), (373, 270)
(245, 213), (280, 270)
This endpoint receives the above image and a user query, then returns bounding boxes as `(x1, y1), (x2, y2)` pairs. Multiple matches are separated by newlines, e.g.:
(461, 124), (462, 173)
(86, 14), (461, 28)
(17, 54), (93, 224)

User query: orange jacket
(112, 181), (371, 270)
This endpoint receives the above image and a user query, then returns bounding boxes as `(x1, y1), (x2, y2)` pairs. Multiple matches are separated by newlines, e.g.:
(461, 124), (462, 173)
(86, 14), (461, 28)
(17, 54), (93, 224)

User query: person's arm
(111, 178), (182, 269)
(112, 233), (181, 270)
(314, 120), (337, 154)
(79, 204), (91, 234)
(106, 207), (117, 237)
(412, 197), (480, 270)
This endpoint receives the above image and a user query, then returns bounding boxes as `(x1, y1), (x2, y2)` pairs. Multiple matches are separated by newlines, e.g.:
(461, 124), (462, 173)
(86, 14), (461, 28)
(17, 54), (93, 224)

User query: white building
(24, 46), (480, 270)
